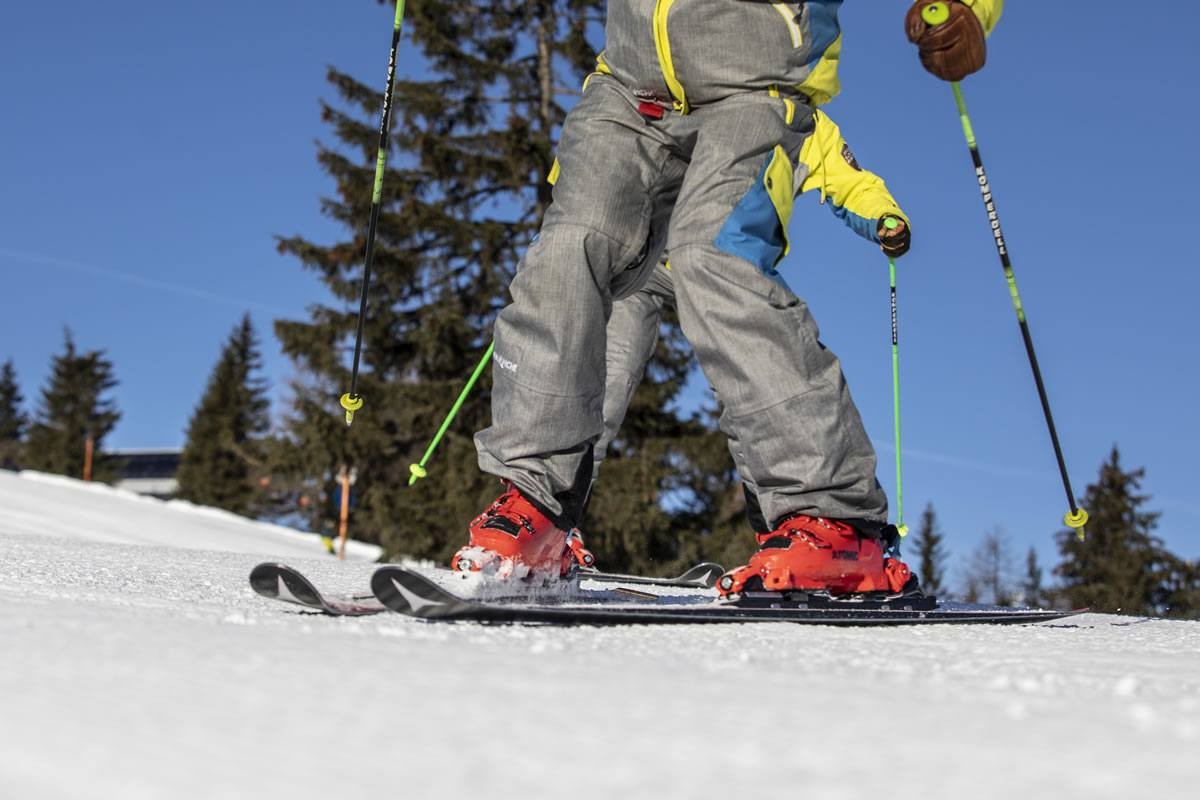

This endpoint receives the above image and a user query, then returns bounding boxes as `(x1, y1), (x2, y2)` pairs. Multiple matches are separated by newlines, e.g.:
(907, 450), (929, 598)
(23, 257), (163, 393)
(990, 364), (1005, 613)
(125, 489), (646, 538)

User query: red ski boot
(451, 482), (593, 579)
(716, 514), (913, 597)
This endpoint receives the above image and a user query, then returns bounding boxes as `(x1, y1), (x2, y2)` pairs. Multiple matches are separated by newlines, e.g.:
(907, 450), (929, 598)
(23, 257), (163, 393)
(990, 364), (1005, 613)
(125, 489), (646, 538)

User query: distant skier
(454, 1), (1002, 596)
(585, 109), (911, 594)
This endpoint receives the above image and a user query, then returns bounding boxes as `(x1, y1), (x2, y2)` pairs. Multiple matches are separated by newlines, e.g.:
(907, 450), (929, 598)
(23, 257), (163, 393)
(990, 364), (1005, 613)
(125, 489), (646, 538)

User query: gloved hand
(905, 1), (987, 82)
(878, 216), (911, 257)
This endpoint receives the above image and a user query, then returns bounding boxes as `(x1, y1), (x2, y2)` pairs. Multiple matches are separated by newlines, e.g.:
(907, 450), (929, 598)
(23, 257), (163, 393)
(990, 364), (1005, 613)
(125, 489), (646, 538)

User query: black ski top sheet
(370, 566), (1084, 627)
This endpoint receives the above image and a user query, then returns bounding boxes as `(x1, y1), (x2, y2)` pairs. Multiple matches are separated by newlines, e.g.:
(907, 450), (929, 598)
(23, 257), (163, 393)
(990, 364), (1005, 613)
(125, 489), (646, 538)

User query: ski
(576, 561), (724, 589)
(249, 560), (725, 617)
(249, 563), (386, 616)
(371, 566), (1086, 627)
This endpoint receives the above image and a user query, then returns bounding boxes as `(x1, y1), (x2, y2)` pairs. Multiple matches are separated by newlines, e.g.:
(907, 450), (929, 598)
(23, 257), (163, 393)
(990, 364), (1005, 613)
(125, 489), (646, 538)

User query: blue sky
(2, 2), (1197, 579)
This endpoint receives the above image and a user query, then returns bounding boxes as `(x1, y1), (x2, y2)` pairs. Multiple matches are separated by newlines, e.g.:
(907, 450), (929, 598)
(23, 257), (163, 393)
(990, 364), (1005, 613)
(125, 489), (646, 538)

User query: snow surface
(1, 471), (1198, 799)
(0, 470), (382, 561)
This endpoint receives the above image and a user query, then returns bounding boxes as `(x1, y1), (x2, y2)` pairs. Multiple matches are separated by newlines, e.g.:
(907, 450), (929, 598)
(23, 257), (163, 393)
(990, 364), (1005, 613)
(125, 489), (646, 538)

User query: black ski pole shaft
(949, 81), (1088, 539)
(339, 1), (408, 426)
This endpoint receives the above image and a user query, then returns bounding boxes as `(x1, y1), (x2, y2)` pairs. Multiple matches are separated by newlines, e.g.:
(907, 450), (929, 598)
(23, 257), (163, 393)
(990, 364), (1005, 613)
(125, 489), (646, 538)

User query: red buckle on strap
(636, 101), (665, 120)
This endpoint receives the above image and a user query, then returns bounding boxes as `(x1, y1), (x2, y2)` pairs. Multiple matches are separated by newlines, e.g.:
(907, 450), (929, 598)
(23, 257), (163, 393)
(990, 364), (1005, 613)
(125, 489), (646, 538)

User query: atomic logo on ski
(275, 575), (305, 605)
(389, 576), (446, 613)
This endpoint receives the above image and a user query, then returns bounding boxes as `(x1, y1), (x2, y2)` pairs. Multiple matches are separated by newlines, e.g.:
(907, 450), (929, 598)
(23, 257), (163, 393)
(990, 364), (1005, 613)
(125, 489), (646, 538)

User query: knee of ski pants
(496, 224), (638, 401)
(667, 241), (835, 414)
(527, 214), (658, 306)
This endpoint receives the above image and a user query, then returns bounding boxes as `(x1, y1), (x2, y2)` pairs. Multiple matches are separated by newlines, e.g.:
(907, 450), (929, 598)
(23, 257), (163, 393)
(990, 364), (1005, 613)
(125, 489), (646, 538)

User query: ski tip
(248, 562), (288, 598)
(370, 566), (468, 618)
(676, 562), (725, 588)
(248, 562), (323, 608)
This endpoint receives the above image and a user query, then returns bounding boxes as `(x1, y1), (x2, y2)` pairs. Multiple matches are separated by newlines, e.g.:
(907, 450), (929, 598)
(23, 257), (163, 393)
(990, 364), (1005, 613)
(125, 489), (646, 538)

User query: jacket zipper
(652, 0), (689, 113)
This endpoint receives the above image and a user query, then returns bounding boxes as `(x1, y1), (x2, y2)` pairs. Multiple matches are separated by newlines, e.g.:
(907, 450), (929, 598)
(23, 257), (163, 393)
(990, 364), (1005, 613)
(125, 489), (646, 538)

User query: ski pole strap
(408, 342), (495, 486)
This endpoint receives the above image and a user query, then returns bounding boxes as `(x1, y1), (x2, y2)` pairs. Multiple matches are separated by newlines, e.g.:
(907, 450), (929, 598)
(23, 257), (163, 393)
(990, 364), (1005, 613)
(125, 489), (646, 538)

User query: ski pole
(884, 219), (907, 538)
(338, 1), (409, 426)
(408, 342), (494, 485)
(934, 58), (1088, 539)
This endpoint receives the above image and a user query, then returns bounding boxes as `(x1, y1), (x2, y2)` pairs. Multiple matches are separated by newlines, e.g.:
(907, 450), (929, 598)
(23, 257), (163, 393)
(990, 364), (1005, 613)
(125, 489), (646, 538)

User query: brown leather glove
(905, 1), (987, 82)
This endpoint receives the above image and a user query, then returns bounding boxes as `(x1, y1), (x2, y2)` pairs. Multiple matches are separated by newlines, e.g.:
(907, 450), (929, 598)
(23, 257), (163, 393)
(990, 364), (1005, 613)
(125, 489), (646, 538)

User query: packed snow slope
(0, 470), (381, 560)
(1, 471), (1197, 799)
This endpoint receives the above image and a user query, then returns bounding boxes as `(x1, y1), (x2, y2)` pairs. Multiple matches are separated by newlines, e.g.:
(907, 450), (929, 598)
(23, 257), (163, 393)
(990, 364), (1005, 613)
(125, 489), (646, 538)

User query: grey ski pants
(475, 74), (887, 528)
(592, 261), (885, 531)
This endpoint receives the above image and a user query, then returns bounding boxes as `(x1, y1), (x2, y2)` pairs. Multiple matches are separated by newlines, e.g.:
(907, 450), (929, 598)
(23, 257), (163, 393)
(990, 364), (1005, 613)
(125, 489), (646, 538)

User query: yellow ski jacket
(959, 0), (1004, 35)
(797, 110), (908, 244)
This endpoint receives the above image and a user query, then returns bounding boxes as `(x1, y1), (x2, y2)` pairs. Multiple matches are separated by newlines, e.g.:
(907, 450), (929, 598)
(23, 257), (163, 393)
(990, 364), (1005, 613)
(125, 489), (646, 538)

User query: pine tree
(962, 576), (981, 604)
(1022, 546), (1045, 608)
(24, 331), (120, 481)
(964, 528), (1016, 606)
(0, 360), (27, 470)
(1054, 445), (1184, 616)
(176, 314), (272, 517)
(1159, 556), (1200, 620)
(911, 502), (949, 596)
